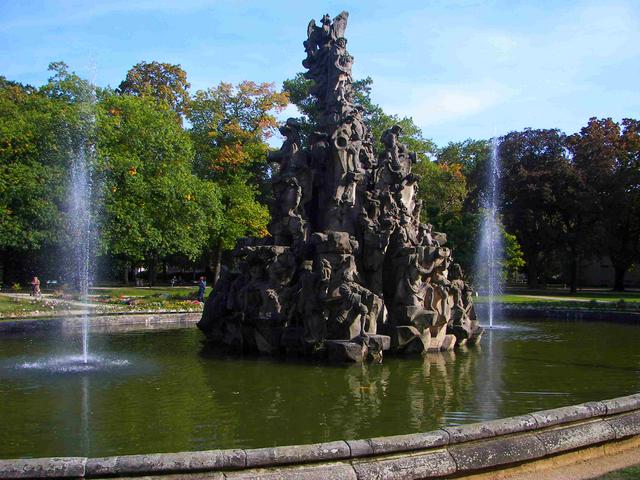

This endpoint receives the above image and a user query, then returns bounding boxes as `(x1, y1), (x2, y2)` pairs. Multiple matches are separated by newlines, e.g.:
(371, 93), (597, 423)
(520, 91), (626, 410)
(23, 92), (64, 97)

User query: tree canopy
(117, 61), (191, 115)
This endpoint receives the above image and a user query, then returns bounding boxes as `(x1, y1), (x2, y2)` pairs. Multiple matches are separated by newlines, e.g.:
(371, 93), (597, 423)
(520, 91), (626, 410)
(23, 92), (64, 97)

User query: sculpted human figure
(268, 118), (303, 176)
(394, 253), (432, 309)
(345, 112), (366, 174)
(303, 20), (321, 65)
(330, 37), (354, 106)
(309, 131), (330, 171)
(297, 260), (327, 344)
(332, 269), (377, 338)
(330, 11), (349, 40)
(381, 124), (404, 170)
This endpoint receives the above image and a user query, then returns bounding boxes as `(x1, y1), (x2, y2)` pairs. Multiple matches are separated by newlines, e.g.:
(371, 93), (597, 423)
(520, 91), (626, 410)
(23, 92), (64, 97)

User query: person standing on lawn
(197, 276), (207, 302)
(31, 276), (41, 298)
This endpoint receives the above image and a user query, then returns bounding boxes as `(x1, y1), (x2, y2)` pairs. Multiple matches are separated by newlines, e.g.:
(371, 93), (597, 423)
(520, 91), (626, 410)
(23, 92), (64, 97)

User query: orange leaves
(209, 143), (249, 172)
(128, 166), (137, 176)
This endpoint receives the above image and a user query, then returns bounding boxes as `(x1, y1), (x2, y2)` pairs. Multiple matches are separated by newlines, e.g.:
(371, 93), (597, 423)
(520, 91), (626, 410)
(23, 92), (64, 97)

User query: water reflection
(1, 319), (639, 459)
(471, 328), (503, 421)
(197, 345), (483, 445)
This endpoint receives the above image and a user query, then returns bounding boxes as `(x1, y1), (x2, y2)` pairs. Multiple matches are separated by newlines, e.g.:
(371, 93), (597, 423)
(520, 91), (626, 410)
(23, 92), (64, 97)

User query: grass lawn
(595, 464), (640, 479)
(0, 285), (210, 318)
(0, 295), (73, 317)
(89, 286), (211, 298)
(507, 288), (640, 302)
(475, 289), (640, 311)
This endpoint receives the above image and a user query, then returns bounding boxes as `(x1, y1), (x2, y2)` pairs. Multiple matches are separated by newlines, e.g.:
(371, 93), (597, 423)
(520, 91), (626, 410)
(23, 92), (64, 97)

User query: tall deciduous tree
(499, 128), (575, 288)
(0, 62), (95, 284)
(117, 61), (190, 115)
(568, 118), (640, 291)
(98, 92), (221, 284)
(0, 78), (65, 282)
(188, 81), (287, 282)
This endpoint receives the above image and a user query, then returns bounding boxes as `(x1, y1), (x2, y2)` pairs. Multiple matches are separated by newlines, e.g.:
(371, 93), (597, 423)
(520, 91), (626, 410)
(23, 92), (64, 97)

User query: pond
(1, 318), (639, 459)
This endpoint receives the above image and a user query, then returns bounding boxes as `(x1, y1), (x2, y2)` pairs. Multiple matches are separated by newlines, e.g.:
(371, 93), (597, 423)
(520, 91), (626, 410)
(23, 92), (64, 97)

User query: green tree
(499, 128), (577, 288)
(187, 81), (287, 281)
(117, 61), (190, 115)
(437, 139), (491, 212)
(568, 118), (640, 291)
(414, 160), (467, 224)
(97, 92), (221, 284)
(0, 70), (83, 283)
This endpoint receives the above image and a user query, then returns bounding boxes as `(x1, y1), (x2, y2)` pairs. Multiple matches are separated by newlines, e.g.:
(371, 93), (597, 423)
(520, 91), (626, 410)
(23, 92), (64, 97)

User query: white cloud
(376, 80), (516, 126)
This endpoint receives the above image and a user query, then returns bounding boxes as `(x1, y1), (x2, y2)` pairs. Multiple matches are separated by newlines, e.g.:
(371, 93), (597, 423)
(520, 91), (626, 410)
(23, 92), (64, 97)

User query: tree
(188, 81), (287, 282)
(437, 139), (491, 212)
(0, 70), (85, 283)
(97, 92), (221, 284)
(499, 129), (575, 288)
(117, 61), (190, 115)
(568, 118), (640, 291)
(413, 160), (467, 225)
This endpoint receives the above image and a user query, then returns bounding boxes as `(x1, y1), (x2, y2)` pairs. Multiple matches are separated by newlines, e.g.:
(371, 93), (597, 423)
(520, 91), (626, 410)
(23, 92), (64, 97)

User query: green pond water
(0, 318), (639, 459)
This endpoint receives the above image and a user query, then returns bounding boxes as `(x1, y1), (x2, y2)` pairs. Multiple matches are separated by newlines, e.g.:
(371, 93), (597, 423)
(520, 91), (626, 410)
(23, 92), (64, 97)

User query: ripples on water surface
(0, 318), (639, 458)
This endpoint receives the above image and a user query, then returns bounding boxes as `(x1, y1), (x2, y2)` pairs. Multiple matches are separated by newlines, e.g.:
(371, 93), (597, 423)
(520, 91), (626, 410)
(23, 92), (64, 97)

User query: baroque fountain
(198, 11), (483, 361)
(2, 12), (639, 473)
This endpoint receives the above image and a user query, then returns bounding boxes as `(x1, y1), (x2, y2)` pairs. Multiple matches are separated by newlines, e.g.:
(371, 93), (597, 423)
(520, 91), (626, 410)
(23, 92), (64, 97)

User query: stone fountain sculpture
(198, 11), (483, 362)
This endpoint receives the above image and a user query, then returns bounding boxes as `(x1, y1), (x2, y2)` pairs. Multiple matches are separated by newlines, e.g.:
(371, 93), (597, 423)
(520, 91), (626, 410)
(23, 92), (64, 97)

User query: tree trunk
(527, 260), (539, 289)
(123, 262), (129, 285)
(569, 252), (578, 294)
(613, 267), (626, 292)
(149, 256), (158, 286)
(210, 242), (222, 287)
(0, 250), (5, 286)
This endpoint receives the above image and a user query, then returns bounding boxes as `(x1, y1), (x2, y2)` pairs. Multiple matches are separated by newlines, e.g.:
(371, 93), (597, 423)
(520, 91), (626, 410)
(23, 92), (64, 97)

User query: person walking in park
(31, 276), (41, 298)
(197, 276), (207, 303)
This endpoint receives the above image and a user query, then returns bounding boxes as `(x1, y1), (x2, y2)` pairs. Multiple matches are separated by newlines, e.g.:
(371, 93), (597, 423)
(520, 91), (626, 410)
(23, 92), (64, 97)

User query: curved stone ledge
(0, 312), (200, 334)
(1, 393), (639, 479)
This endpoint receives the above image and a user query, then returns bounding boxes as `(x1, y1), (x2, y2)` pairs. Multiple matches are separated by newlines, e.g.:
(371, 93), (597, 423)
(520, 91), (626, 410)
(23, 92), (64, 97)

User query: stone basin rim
(1, 392), (638, 479)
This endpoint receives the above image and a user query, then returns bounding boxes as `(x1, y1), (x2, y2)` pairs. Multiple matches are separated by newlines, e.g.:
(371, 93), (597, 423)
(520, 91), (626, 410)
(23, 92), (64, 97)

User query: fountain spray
(68, 82), (96, 364)
(476, 137), (503, 328)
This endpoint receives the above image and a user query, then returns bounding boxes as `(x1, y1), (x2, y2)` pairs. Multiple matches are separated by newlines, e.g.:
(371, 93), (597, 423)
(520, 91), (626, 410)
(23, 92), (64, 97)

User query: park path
(0, 292), (97, 309)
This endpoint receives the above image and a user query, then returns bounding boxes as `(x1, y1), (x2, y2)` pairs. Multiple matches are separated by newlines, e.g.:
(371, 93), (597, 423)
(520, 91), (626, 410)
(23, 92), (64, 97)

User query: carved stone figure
(198, 11), (483, 362)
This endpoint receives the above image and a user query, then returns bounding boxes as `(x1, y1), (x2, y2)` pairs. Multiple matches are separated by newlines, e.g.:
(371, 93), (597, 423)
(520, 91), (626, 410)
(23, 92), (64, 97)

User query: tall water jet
(476, 137), (503, 328)
(67, 81), (97, 364)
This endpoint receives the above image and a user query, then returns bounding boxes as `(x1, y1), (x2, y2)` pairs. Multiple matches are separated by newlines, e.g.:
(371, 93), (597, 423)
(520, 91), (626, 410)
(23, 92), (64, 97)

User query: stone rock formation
(198, 11), (484, 361)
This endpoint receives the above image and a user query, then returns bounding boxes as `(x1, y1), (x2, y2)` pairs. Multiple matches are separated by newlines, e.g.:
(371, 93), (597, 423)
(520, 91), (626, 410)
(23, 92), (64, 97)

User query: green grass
(475, 291), (640, 311)
(475, 295), (552, 304)
(89, 286), (211, 298)
(0, 285), (210, 318)
(506, 288), (640, 301)
(595, 464), (640, 479)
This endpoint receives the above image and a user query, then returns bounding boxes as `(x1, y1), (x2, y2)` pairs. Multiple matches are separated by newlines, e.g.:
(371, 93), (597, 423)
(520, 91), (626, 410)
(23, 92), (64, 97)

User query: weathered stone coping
(0, 312), (200, 333)
(1, 393), (639, 479)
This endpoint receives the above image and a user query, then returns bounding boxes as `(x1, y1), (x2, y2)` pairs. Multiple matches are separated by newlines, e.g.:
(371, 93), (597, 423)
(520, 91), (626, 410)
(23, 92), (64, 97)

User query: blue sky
(2, 0), (639, 146)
